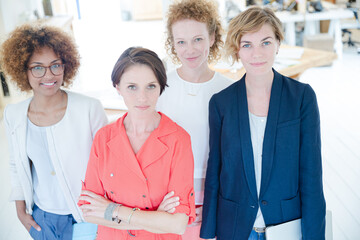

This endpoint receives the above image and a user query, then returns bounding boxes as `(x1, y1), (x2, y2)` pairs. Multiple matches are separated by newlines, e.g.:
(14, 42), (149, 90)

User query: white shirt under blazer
(4, 90), (108, 222)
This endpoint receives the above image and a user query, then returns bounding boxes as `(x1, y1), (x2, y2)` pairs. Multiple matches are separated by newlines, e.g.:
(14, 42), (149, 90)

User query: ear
(115, 84), (122, 96)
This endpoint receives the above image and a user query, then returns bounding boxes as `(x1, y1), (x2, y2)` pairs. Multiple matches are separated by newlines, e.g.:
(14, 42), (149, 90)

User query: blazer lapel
(139, 114), (175, 170)
(260, 70), (283, 198)
(107, 119), (147, 182)
(238, 77), (258, 202)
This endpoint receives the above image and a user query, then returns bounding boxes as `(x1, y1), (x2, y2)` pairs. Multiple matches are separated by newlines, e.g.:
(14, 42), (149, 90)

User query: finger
(29, 218), (41, 231)
(164, 201), (180, 212)
(162, 191), (174, 201)
(80, 190), (100, 198)
(162, 196), (179, 206)
(79, 203), (99, 212)
(167, 207), (176, 213)
(78, 195), (96, 204)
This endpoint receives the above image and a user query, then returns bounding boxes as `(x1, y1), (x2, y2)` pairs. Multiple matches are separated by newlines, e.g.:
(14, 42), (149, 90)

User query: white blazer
(4, 91), (108, 222)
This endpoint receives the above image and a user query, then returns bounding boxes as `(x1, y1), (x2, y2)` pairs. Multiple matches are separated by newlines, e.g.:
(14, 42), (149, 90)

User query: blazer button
(142, 195), (146, 198)
(146, 207), (149, 210)
(261, 200), (268, 205)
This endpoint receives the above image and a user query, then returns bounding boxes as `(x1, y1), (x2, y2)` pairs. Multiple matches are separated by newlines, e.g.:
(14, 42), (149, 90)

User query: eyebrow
(240, 36), (273, 43)
(126, 81), (158, 84)
(29, 58), (62, 65)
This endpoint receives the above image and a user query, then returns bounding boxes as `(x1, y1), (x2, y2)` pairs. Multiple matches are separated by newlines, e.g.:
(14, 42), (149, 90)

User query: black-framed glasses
(28, 64), (65, 78)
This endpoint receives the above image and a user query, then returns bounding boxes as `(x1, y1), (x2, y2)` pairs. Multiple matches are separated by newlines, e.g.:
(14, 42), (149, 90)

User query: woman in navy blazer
(200, 6), (326, 240)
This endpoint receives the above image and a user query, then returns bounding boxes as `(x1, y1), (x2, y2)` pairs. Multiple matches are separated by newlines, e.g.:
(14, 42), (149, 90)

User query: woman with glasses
(0, 24), (108, 239)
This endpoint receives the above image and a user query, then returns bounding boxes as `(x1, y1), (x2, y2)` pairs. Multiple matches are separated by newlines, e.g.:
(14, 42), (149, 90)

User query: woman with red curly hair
(157, 0), (234, 239)
(0, 24), (108, 239)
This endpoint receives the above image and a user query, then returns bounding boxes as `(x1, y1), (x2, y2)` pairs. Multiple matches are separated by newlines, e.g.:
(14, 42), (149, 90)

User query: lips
(136, 106), (150, 110)
(250, 62), (267, 67)
(186, 56), (199, 62)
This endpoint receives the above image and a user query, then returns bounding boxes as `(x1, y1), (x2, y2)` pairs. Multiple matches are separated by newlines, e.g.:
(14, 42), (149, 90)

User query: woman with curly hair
(156, 0), (234, 239)
(1, 24), (108, 239)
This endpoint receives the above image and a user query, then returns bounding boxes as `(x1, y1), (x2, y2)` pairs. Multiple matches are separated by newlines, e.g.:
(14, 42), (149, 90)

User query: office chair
(341, 1), (360, 53)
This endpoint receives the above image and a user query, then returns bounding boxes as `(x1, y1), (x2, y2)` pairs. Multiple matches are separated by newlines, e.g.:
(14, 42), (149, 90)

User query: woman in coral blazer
(78, 47), (195, 240)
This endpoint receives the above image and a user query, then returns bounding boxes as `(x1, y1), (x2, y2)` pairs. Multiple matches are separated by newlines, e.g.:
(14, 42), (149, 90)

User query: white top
(157, 69), (234, 204)
(249, 112), (267, 228)
(4, 91), (108, 222)
(27, 119), (70, 215)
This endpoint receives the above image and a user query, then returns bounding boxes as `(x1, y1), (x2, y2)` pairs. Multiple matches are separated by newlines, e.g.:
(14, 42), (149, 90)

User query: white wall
(0, 0), (41, 36)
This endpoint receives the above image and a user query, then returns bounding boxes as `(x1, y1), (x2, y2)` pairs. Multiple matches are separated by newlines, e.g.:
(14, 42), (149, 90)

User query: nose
(137, 88), (147, 102)
(43, 67), (54, 79)
(252, 46), (263, 58)
(186, 42), (196, 54)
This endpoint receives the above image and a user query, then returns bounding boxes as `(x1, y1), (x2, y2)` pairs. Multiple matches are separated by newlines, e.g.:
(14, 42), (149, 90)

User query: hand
(189, 205), (203, 227)
(157, 191), (180, 213)
(194, 205), (203, 223)
(17, 211), (41, 233)
(79, 190), (113, 218)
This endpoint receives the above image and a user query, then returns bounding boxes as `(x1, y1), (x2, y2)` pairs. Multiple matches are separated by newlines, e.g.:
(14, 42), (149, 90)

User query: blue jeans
(248, 229), (266, 240)
(30, 204), (75, 240)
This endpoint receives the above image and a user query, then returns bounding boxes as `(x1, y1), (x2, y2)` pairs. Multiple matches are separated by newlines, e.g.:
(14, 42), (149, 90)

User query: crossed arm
(79, 190), (189, 235)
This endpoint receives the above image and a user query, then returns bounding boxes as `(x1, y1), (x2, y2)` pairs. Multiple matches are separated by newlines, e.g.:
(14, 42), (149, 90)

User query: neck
(31, 89), (65, 111)
(124, 111), (161, 135)
(177, 64), (214, 83)
(245, 71), (274, 96)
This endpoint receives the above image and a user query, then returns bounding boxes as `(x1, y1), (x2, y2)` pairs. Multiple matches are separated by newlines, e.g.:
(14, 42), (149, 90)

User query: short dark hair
(0, 23), (80, 92)
(111, 47), (168, 94)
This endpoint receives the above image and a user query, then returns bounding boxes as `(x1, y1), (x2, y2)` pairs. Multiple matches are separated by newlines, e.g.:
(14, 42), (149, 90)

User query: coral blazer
(81, 112), (195, 240)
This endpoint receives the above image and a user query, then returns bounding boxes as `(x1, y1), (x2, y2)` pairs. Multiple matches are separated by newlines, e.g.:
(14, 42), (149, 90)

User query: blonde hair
(165, 0), (223, 64)
(225, 6), (284, 64)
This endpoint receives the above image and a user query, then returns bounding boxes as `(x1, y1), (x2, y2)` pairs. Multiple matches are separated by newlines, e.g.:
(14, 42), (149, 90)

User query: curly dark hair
(0, 23), (80, 92)
(165, 0), (223, 64)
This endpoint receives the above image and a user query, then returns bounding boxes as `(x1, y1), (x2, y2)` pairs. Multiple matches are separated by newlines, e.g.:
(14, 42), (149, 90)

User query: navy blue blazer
(200, 70), (326, 240)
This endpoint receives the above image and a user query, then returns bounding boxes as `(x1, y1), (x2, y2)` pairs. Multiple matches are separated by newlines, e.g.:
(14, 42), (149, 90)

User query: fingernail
(176, 197), (180, 200)
(36, 227), (41, 231)
(176, 202), (180, 206)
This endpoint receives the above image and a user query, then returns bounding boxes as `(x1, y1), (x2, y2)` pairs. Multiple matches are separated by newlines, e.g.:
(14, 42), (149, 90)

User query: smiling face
(116, 64), (161, 114)
(237, 24), (279, 78)
(27, 47), (64, 97)
(172, 19), (215, 70)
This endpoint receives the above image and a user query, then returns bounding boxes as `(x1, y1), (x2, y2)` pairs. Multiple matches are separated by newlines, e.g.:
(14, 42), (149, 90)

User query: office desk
(213, 45), (337, 81)
(276, 8), (353, 58)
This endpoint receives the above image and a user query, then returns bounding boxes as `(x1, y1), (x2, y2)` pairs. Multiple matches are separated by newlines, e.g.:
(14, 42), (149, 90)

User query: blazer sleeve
(168, 130), (196, 224)
(299, 84), (326, 239)
(200, 96), (222, 239)
(78, 131), (105, 206)
(4, 105), (25, 201)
